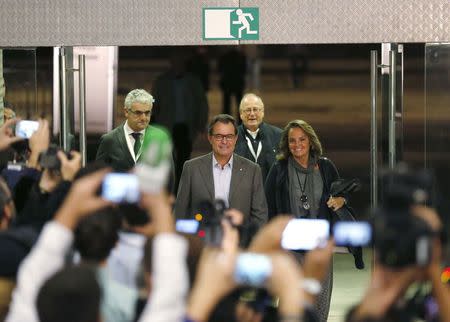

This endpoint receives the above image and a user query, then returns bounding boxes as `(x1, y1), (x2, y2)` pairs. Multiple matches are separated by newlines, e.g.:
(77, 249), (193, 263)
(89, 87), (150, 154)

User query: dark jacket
(264, 157), (343, 221)
(235, 122), (282, 181)
(96, 124), (135, 172)
(95, 124), (176, 193)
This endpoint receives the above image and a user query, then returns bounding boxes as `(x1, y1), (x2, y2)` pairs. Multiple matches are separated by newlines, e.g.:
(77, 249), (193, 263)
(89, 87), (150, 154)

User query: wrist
(55, 203), (80, 230)
(279, 314), (304, 322)
(187, 287), (217, 322)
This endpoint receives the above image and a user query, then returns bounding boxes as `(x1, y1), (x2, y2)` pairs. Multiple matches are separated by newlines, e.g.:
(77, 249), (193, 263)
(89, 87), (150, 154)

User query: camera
(281, 218), (329, 251)
(15, 120), (39, 139)
(374, 164), (436, 268)
(100, 173), (149, 226)
(234, 253), (272, 287)
(333, 221), (372, 247)
(194, 199), (228, 246)
(38, 145), (72, 171)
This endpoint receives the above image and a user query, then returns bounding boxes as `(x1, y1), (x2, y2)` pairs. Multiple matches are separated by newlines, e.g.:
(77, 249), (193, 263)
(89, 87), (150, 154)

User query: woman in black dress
(265, 119), (346, 322)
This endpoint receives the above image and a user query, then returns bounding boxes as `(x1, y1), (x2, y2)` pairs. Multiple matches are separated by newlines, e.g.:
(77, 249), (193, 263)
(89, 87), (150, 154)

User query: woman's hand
(327, 196), (345, 211)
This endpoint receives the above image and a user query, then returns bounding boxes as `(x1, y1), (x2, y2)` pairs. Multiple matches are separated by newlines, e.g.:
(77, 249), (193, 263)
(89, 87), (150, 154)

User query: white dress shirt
(107, 231), (147, 289)
(123, 121), (145, 162)
(212, 154), (233, 207)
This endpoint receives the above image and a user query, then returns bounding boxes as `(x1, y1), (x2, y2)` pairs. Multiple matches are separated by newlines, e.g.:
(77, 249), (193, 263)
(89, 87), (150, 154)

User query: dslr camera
(196, 199), (229, 246)
(38, 144), (71, 171)
(374, 164), (436, 268)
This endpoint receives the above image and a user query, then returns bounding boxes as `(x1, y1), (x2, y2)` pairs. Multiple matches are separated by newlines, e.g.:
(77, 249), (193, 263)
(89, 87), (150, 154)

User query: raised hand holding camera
(135, 125), (172, 194)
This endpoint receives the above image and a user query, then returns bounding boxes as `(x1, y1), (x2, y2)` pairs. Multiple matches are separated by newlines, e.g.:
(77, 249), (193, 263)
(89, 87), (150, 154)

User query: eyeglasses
(242, 108), (263, 114)
(128, 109), (151, 117)
(212, 134), (236, 142)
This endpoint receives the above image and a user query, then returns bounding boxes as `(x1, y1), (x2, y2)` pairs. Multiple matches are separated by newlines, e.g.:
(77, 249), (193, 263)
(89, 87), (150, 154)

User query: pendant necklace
(295, 169), (310, 210)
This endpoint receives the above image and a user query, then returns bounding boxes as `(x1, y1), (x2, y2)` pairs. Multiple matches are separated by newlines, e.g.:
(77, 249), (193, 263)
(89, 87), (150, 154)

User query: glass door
(0, 48), (37, 123)
(424, 43), (450, 257)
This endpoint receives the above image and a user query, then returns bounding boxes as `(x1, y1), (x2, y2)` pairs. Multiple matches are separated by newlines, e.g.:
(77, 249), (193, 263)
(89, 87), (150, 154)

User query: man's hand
(138, 190), (175, 234)
(58, 150), (82, 181)
(353, 263), (420, 320)
(303, 239), (334, 281)
(249, 215), (291, 253)
(267, 252), (304, 318)
(186, 219), (239, 322)
(55, 168), (113, 229)
(0, 118), (22, 151)
(28, 119), (50, 169)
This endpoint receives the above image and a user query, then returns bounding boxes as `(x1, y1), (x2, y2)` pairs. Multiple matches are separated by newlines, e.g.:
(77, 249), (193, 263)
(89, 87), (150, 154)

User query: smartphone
(175, 219), (200, 234)
(333, 221), (372, 247)
(234, 253), (272, 287)
(101, 173), (140, 204)
(15, 120), (39, 139)
(281, 218), (330, 251)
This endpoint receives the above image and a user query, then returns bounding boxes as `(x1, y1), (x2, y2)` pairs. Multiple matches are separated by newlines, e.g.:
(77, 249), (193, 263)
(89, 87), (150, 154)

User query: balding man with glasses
(175, 114), (267, 235)
(235, 93), (282, 181)
(96, 89), (157, 172)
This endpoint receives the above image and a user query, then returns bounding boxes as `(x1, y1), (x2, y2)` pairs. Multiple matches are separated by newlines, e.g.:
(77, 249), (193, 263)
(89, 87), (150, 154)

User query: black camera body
(38, 145), (71, 171)
(374, 165), (436, 268)
(196, 199), (228, 246)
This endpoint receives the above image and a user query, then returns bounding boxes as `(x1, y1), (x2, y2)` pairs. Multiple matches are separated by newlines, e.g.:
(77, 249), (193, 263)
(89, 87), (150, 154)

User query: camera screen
(281, 219), (329, 250)
(333, 221), (372, 247)
(234, 253), (272, 287)
(176, 219), (200, 234)
(15, 120), (39, 139)
(102, 173), (140, 203)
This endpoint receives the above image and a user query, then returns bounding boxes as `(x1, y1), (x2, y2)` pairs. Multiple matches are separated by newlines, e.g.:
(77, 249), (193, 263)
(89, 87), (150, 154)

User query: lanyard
(245, 135), (262, 162)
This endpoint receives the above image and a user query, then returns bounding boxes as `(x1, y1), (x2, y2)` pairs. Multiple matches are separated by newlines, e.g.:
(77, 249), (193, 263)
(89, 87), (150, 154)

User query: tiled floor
(328, 249), (372, 322)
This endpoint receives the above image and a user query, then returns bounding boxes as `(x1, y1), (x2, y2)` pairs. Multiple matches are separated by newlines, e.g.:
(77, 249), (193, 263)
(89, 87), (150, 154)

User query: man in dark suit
(96, 89), (154, 172)
(235, 93), (282, 182)
(175, 114), (267, 230)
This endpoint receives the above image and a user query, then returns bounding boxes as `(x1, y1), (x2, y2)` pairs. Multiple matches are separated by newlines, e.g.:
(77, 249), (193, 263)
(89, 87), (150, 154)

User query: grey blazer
(174, 153), (268, 228)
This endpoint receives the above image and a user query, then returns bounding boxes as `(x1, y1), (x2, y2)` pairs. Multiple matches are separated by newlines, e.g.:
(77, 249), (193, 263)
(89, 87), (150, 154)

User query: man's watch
(301, 278), (322, 295)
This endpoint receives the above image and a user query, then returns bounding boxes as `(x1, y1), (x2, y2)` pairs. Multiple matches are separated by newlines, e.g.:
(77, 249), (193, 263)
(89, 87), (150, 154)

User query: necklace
(295, 169), (310, 210)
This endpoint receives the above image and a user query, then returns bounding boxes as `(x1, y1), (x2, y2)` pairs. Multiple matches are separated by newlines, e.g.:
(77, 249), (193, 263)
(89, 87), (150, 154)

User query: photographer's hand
(28, 119), (50, 169)
(352, 263), (419, 320)
(58, 150), (81, 181)
(267, 252), (304, 319)
(39, 168), (62, 194)
(0, 118), (22, 151)
(249, 215), (291, 252)
(224, 208), (244, 226)
(303, 239), (334, 304)
(187, 219), (238, 322)
(139, 191), (174, 234)
(412, 206), (450, 322)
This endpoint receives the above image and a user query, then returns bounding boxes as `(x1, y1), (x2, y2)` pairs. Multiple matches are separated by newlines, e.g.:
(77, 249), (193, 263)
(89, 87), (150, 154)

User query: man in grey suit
(175, 114), (267, 230)
(96, 89), (154, 172)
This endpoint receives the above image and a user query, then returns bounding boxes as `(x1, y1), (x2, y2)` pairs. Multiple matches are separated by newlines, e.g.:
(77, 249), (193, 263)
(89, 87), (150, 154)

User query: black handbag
(329, 178), (365, 270)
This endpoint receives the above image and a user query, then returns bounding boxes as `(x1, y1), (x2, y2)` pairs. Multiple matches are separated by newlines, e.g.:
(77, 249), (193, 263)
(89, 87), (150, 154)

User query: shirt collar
(124, 121), (146, 135)
(245, 127), (261, 140)
(212, 153), (233, 169)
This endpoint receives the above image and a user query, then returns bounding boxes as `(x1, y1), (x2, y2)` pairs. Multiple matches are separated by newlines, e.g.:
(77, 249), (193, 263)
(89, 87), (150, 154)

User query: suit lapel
(118, 124), (135, 166)
(229, 154), (243, 202)
(199, 153), (215, 200)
